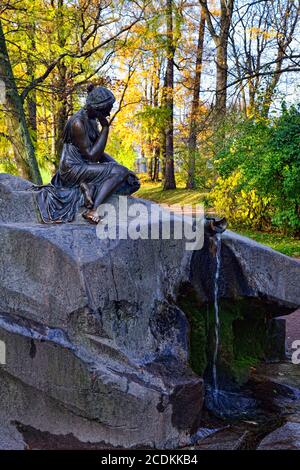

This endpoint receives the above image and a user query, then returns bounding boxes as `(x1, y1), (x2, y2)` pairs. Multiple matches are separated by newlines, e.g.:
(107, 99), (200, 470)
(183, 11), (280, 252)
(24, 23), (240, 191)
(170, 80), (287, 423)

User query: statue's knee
(121, 167), (130, 178)
(115, 166), (129, 180)
(110, 164), (130, 182)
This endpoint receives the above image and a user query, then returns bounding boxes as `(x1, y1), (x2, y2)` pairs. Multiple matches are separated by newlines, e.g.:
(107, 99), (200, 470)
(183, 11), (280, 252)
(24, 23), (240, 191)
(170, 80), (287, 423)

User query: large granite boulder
(0, 173), (299, 448)
(0, 174), (202, 449)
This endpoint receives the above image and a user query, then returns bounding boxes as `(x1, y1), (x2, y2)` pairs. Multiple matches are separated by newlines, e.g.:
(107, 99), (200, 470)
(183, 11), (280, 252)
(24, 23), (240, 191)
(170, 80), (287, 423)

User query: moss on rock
(178, 286), (279, 385)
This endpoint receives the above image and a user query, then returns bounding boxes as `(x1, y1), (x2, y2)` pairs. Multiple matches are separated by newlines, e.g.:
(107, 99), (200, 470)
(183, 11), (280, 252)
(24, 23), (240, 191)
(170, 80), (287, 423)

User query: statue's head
(85, 84), (116, 118)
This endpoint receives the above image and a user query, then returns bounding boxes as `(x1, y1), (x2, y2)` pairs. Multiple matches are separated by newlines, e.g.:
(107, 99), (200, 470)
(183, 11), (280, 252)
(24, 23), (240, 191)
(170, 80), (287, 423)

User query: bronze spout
(204, 216), (227, 236)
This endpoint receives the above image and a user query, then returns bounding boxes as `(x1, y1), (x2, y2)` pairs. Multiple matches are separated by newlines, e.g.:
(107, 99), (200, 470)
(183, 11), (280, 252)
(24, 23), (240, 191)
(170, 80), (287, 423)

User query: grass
(136, 175), (300, 258)
(232, 228), (300, 258)
(136, 177), (207, 206)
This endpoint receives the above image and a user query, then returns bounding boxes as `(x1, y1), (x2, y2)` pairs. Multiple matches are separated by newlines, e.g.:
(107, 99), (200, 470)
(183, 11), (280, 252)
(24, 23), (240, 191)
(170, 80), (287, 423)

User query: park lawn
(232, 228), (300, 258)
(136, 178), (300, 259)
(136, 178), (207, 206)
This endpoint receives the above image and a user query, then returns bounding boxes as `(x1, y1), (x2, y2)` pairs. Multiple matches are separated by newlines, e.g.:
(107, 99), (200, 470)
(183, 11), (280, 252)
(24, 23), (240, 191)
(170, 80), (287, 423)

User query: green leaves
(211, 105), (300, 234)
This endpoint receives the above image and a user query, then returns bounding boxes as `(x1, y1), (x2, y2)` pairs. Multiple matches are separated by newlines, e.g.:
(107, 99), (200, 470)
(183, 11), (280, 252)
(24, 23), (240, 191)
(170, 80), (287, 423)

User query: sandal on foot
(82, 210), (102, 225)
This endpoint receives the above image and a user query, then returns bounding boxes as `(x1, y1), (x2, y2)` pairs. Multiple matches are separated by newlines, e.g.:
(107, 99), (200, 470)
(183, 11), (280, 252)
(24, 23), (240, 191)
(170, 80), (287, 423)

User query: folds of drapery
(31, 170), (141, 224)
(31, 172), (84, 224)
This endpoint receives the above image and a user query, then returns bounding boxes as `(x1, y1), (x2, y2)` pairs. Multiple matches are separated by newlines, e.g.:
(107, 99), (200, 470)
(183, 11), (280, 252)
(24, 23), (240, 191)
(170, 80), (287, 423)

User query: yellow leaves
(211, 171), (271, 229)
(207, 0), (221, 16)
(210, 9), (221, 16)
(78, 0), (106, 8)
(247, 27), (284, 40)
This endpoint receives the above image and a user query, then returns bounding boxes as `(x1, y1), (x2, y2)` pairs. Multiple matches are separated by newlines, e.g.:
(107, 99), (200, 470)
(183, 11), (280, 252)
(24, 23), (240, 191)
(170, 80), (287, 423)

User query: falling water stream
(198, 226), (298, 446)
(206, 233), (259, 419)
(212, 233), (222, 396)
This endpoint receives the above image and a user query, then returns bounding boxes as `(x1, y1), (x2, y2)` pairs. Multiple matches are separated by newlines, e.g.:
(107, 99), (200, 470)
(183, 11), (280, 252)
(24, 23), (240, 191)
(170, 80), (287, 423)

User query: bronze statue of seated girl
(33, 84), (140, 224)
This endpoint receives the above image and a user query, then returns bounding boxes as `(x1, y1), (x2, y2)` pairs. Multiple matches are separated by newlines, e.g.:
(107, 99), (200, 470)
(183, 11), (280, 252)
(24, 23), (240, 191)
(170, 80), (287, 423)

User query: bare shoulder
(71, 117), (85, 135)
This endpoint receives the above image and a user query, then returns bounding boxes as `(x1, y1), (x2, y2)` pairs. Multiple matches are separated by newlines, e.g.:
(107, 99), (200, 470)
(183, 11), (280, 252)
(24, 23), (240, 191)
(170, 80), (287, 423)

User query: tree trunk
(186, 8), (206, 189)
(152, 54), (161, 182)
(257, 0), (298, 116)
(27, 90), (37, 140)
(26, 23), (37, 148)
(160, 64), (168, 182)
(163, 0), (176, 190)
(200, 1), (234, 120)
(0, 20), (42, 183)
(54, 62), (68, 165)
(160, 131), (166, 181)
(153, 145), (160, 181)
(54, 1), (69, 166)
(215, 38), (228, 118)
(261, 48), (286, 116)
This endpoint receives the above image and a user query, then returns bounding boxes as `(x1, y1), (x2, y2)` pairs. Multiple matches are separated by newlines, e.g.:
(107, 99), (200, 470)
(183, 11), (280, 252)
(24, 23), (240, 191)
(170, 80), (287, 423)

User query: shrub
(211, 105), (300, 235)
(211, 171), (272, 230)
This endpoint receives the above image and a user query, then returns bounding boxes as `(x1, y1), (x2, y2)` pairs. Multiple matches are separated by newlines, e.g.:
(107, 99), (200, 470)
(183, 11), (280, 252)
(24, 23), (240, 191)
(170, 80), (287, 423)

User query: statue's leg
(94, 165), (129, 207)
(82, 165), (130, 224)
(80, 182), (94, 209)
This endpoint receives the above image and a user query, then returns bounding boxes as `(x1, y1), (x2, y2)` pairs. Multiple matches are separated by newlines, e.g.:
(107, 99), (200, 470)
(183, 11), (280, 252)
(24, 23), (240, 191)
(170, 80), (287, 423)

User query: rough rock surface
(258, 422), (300, 450)
(0, 173), (300, 449)
(0, 174), (202, 449)
(191, 231), (300, 313)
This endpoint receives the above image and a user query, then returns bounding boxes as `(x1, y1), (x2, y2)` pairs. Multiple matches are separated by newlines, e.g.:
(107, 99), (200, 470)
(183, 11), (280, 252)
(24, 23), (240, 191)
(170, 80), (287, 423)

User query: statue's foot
(82, 209), (102, 225)
(80, 183), (94, 209)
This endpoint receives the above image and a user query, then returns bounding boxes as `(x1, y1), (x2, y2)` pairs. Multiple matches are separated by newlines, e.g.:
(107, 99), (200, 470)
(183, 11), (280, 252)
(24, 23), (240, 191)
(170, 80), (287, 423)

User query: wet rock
(0, 418), (25, 450)
(194, 427), (249, 450)
(191, 230), (300, 313)
(253, 362), (300, 392)
(187, 230), (300, 384)
(205, 386), (257, 419)
(14, 422), (121, 450)
(258, 422), (300, 450)
(266, 318), (286, 361)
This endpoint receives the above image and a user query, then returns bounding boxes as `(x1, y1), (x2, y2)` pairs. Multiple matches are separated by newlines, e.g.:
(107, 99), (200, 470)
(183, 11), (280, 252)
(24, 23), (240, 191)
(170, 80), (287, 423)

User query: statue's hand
(97, 113), (109, 128)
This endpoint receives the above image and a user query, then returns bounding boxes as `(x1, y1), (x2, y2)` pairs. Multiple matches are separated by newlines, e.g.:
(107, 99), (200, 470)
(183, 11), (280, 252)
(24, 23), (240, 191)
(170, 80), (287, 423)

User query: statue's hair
(85, 84), (115, 110)
(87, 83), (95, 93)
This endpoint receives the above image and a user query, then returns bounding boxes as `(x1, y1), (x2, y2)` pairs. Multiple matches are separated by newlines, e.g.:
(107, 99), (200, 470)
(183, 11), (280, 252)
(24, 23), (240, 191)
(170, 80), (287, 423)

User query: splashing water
(212, 233), (222, 394)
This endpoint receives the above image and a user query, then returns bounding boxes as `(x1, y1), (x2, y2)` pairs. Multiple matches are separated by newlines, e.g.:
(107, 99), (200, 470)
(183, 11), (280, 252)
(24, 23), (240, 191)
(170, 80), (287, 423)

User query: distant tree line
(0, 0), (299, 211)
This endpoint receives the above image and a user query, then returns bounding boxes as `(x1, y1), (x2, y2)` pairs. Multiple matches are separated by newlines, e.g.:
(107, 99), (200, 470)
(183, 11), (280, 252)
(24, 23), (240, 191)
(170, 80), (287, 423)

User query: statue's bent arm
(102, 152), (117, 164)
(71, 119), (109, 163)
